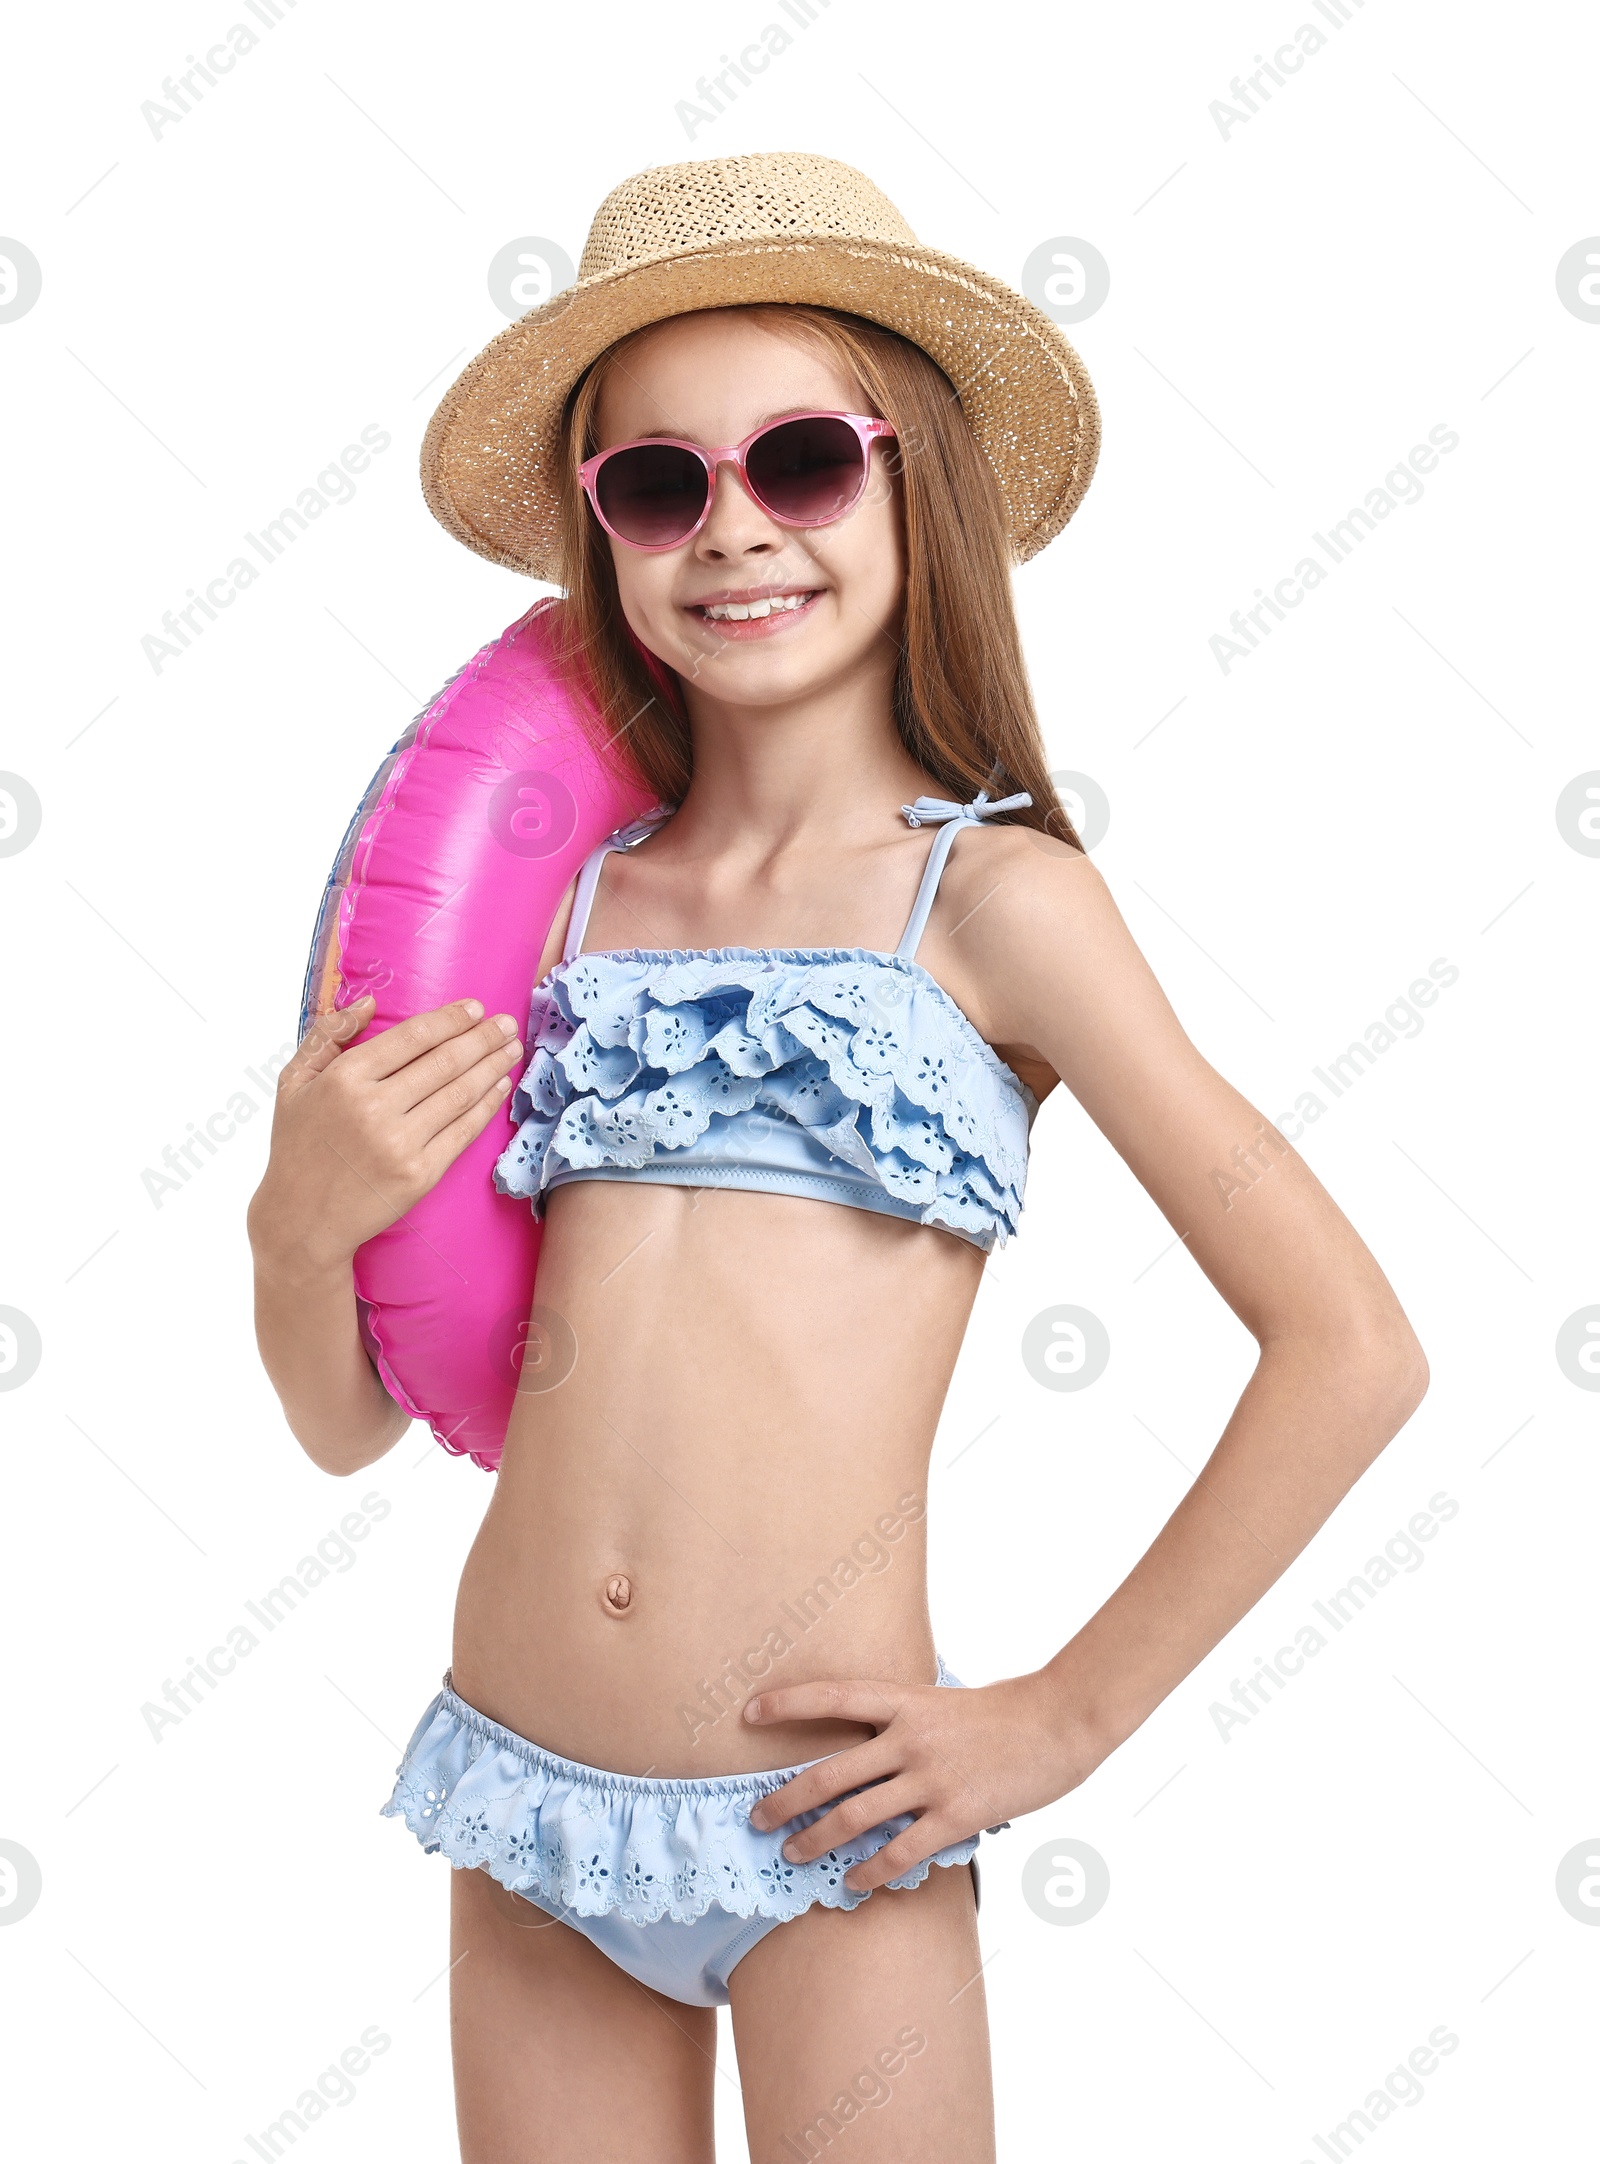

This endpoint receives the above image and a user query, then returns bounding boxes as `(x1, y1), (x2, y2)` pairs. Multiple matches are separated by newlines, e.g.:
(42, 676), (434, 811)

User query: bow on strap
(900, 787), (1033, 828)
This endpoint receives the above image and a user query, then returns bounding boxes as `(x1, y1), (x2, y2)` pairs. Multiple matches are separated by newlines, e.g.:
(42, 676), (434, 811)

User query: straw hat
(421, 152), (1099, 581)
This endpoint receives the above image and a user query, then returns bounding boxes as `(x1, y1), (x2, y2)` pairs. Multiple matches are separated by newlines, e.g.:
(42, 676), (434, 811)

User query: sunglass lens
(746, 416), (869, 525)
(594, 443), (709, 546)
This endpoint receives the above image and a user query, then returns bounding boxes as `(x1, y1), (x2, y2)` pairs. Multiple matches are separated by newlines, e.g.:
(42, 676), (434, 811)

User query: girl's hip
(380, 1660), (1000, 2008)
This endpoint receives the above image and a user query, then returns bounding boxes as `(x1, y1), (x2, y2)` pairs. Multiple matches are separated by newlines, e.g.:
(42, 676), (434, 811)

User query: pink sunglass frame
(578, 410), (897, 552)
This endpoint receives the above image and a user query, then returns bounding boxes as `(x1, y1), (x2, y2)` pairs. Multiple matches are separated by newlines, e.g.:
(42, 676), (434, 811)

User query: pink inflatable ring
(299, 602), (656, 1469)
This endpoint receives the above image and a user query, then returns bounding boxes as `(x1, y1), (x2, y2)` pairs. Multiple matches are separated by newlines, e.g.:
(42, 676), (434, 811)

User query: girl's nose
(695, 459), (783, 558)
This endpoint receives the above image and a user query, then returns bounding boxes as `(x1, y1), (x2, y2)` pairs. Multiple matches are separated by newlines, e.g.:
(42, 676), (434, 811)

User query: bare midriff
(450, 1176), (984, 1777)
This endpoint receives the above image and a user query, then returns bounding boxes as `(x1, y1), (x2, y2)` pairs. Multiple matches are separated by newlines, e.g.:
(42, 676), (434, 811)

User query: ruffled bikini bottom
(381, 1660), (1004, 2008)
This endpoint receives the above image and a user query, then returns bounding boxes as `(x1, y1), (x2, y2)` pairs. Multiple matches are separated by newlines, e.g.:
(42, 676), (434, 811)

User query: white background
(2, 1), (1595, 2157)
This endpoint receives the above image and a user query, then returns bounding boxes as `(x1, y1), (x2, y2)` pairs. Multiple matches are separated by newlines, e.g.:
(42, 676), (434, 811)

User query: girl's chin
(664, 621), (844, 688)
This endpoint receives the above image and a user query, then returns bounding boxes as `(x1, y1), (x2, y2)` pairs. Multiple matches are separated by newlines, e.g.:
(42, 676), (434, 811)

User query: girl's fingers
(286, 997), (375, 1083)
(418, 1075), (517, 1180)
(343, 999), (489, 1083)
(409, 1038), (523, 1142)
(743, 1679), (904, 1732)
(838, 1817), (955, 1896)
(775, 1775), (923, 1867)
(748, 1734), (899, 1831)
(386, 1012), (522, 1111)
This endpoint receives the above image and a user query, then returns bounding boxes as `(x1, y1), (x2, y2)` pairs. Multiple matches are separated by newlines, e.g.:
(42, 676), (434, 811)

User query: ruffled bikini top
(493, 790), (1038, 1251)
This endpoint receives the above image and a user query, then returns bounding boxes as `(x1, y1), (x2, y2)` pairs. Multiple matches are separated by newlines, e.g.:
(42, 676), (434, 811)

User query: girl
(249, 154), (1427, 2163)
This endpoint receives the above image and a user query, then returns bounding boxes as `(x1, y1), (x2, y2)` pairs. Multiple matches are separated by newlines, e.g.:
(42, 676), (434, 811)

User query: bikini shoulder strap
(893, 788), (1033, 961)
(561, 806), (674, 963)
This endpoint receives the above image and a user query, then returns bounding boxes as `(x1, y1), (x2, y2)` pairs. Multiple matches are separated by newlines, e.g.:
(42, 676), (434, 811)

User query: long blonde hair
(548, 303), (1081, 848)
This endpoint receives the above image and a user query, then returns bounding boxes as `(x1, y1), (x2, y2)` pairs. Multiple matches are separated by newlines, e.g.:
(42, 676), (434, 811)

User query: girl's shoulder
(937, 815), (1099, 924)
(918, 817), (1114, 1041)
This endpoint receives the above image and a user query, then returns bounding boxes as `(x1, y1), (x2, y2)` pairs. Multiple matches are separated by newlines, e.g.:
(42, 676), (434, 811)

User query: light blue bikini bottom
(381, 1660), (1004, 2008)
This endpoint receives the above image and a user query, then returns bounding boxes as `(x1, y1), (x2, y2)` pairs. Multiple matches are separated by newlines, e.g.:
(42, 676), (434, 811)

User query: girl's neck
(670, 655), (929, 853)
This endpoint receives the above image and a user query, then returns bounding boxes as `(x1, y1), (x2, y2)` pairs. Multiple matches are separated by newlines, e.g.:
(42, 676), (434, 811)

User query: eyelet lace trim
(492, 947), (1032, 1250)
(380, 1684), (1002, 1927)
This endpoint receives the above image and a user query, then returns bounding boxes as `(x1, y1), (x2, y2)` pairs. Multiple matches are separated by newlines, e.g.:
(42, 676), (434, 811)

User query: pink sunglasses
(578, 410), (897, 552)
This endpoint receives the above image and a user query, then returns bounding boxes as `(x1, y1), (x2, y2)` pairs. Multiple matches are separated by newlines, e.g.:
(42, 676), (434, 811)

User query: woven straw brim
(421, 234), (1100, 581)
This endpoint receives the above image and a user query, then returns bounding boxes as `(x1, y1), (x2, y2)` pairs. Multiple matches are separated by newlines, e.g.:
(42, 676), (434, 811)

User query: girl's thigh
(728, 1862), (995, 2164)
(449, 1866), (718, 2164)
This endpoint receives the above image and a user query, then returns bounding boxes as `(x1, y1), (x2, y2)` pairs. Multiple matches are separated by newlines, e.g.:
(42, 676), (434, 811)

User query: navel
(600, 1573), (633, 1616)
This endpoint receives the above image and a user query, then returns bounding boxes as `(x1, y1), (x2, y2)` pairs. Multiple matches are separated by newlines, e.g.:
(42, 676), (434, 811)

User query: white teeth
(701, 592), (816, 621)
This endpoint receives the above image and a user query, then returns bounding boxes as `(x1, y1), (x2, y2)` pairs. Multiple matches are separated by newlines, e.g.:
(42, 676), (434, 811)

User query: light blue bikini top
(492, 790), (1038, 1251)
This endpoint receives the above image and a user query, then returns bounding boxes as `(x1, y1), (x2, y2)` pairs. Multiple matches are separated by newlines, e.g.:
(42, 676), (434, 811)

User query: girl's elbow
(1265, 1303), (1429, 1434)
(1399, 1329), (1430, 1407)
(293, 1409), (405, 1478)
(1346, 1312), (1430, 1432)
(1382, 1337), (1430, 1427)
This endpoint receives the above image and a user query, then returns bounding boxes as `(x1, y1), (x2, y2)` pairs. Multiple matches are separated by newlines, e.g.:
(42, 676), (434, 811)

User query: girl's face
(590, 311), (905, 711)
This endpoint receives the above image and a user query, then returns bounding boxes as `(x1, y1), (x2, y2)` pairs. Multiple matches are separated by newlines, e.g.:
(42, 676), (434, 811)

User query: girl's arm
(745, 832), (1429, 1885)
(980, 836), (1430, 1754)
(247, 995), (524, 1477)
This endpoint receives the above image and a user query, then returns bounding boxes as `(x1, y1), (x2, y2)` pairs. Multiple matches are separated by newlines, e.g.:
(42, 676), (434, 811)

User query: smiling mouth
(687, 589), (823, 624)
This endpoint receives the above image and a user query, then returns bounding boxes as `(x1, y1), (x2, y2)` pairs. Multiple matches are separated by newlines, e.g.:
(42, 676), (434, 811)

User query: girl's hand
(743, 1670), (1104, 1894)
(248, 995), (523, 1272)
